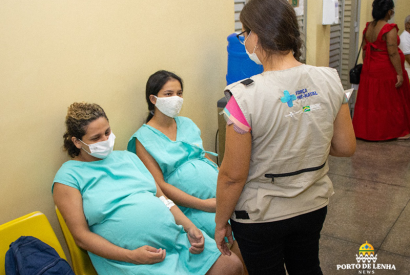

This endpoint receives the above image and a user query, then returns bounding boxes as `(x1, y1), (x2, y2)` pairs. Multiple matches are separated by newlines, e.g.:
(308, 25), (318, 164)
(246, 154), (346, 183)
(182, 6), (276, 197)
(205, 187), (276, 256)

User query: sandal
(397, 133), (410, 140)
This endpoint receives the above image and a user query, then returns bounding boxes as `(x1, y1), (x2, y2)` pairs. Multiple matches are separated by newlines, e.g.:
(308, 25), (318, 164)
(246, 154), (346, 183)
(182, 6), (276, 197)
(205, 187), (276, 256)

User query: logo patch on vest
(295, 88), (318, 99)
(285, 110), (303, 118)
(286, 104), (322, 118)
(283, 88), (321, 118)
(302, 104), (321, 113)
(280, 90), (297, 107)
(310, 103), (321, 110)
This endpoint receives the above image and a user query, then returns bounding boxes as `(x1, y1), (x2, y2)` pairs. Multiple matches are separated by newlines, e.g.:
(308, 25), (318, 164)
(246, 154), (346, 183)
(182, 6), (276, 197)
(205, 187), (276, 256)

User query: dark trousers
(231, 206), (327, 275)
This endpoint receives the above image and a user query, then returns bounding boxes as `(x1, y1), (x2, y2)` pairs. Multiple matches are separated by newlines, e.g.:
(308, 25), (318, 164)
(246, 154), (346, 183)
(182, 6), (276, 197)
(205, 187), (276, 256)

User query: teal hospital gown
(127, 116), (219, 239)
(52, 151), (220, 275)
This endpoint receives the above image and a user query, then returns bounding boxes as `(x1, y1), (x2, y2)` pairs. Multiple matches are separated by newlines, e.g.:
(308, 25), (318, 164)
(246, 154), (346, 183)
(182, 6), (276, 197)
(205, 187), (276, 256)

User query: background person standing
(214, 0), (356, 274)
(399, 15), (410, 77)
(352, 0), (410, 141)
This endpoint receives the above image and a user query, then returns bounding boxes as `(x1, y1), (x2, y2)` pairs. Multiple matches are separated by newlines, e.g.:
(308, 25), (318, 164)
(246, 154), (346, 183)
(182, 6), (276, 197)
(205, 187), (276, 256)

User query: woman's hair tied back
(145, 70), (183, 122)
(372, 0), (394, 21)
(240, 0), (303, 61)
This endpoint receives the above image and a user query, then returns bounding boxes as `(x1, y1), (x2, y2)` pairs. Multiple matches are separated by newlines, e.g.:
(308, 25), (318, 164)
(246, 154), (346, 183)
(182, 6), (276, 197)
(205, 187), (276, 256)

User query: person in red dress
(353, 0), (410, 141)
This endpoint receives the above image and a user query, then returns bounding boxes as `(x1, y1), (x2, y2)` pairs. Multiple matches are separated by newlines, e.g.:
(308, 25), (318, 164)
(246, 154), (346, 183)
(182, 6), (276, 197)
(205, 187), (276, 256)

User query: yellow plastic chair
(55, 206), (98, 275)
(0, 211), (67, 275)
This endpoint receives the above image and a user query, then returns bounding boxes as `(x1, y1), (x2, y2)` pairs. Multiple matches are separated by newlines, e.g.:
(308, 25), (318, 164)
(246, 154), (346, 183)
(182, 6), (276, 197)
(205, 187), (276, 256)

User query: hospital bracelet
(159, 195), (175, 210)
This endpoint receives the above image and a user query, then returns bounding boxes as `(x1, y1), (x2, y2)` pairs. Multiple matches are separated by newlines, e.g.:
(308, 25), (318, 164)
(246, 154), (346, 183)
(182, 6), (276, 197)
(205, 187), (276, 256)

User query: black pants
(231, 206), (327, 275)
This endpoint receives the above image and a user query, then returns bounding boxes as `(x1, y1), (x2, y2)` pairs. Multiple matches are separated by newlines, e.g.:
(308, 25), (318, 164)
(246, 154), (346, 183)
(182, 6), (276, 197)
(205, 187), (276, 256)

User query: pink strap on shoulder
(223, 95), (251, 134)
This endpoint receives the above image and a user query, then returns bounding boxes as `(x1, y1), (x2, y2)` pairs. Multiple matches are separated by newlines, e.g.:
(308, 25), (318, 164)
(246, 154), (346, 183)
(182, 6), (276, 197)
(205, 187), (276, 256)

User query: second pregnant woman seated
(127, 71), (242, 257)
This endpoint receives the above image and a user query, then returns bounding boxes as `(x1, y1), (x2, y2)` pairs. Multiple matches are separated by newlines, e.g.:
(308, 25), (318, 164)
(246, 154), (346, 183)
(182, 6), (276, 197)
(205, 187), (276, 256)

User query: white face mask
(244, 31), (262, 65)
(154, 96), (183, 118)
(79, 132), (115, 159)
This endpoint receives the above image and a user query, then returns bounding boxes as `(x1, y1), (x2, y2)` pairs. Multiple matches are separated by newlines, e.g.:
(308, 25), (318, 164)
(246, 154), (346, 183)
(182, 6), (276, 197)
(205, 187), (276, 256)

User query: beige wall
(306, 0), (331, 66)
(395, 0), (410, 35)
(305, 0), (410, 67)
(0, 0), (233, 263)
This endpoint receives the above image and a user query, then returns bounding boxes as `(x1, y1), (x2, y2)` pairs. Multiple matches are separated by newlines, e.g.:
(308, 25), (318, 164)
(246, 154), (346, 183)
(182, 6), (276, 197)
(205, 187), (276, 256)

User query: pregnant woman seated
(52, 102), (242, 275)
(127, 71), (244, 265)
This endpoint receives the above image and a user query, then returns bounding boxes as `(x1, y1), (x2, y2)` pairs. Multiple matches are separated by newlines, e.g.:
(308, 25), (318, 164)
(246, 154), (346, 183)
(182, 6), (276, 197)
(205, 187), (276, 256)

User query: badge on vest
(303, 103), (322, 112)
(240, 78), (254, 86)
(280, 89), (319, 109)
(282, 89), (320, 118)
(280, 90), (297, 107)
(295, 88), (318, 100)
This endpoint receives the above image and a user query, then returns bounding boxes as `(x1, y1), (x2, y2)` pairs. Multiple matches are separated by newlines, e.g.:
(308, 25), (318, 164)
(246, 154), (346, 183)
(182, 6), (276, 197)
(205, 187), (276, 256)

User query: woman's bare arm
(405, 55), (410, 66)
(136, 139), (216, 212)
(154, 183), (204, 254)
(215, 126), (252, 255)
(329, 104), (356, 157)
(386, 28), (404, 87)
(53, 183), (166, 264)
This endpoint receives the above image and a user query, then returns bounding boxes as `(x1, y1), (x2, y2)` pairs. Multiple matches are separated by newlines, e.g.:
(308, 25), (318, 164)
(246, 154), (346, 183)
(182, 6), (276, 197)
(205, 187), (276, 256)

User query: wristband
(159, 195), (175, 209)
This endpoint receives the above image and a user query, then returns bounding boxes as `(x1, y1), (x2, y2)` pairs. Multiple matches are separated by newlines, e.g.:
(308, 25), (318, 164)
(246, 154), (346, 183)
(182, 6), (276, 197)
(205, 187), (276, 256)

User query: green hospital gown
(128, 117), (219, 239)
(52, 151), (220, 275)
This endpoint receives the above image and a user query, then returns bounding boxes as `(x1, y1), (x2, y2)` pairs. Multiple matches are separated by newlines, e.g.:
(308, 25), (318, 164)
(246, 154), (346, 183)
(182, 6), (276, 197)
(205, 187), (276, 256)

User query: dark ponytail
(145, 70), (183, 123)
(372, 0), (394, 21)
(146, 110), (154, 124)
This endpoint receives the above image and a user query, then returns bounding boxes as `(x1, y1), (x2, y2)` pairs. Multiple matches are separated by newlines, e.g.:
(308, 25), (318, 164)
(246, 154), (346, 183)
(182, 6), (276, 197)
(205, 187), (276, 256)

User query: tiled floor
(320, 139), (410, 275)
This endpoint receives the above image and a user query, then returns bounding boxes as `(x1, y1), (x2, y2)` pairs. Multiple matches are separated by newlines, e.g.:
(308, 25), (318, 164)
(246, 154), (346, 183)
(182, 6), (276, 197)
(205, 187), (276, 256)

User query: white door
(234, 0), (246, 32)
(329, 0), (360, 90)
(329, 0), (344, 75)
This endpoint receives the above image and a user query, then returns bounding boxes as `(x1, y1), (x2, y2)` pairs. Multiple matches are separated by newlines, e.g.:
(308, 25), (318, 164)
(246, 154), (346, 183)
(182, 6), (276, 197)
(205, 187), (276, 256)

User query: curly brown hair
(63, 102), (108, 158)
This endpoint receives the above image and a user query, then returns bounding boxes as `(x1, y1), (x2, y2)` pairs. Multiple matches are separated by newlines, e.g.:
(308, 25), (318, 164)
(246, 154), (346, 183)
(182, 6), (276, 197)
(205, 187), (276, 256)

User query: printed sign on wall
(288, 0), (299, 7)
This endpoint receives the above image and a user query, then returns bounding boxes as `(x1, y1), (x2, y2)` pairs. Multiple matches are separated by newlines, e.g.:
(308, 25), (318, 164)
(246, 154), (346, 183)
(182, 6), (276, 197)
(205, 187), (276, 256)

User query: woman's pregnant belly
(166, 159), (218, 199)
(88, 192), (183, 251)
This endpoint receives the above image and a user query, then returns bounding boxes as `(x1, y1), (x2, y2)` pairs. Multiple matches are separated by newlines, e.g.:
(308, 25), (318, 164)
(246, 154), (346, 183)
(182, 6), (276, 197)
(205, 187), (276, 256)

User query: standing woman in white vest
(214, 0), (356, 274)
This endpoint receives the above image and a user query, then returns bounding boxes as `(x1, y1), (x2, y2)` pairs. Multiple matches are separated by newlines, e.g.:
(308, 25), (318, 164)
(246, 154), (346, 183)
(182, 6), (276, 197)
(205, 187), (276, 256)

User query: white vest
(224, 65), (345, 223)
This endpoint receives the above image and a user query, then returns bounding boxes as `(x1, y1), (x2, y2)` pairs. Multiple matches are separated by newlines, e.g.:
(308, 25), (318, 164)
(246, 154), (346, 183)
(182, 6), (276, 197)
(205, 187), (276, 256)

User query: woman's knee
(230, 241), (248, 275)
(207, 253), (243, 275)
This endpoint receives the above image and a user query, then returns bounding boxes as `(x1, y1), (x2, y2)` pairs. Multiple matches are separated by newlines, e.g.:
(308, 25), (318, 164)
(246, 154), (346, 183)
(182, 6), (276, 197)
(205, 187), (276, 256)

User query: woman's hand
(200, 198), (216, 213)
(129, 245), (166, 264)
(186, 227), (205, 254)
(396, 74), (404, 88)
(215, 222), (233, 256)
